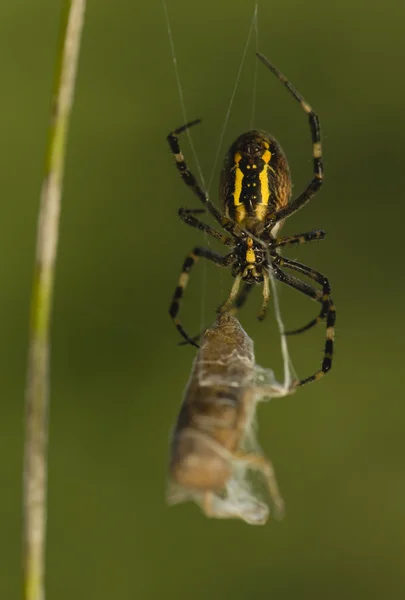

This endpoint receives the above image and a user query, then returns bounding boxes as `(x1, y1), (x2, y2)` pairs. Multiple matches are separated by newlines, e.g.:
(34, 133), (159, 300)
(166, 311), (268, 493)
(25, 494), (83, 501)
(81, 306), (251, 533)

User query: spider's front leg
(168, 121), (243, 237)
(256, 53), (323, 226)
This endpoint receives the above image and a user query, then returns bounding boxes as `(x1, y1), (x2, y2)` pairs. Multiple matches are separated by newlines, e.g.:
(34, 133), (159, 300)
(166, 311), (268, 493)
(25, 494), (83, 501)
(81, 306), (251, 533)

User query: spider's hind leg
(272, 259), (336, 386)
(276, 256), (335, 338)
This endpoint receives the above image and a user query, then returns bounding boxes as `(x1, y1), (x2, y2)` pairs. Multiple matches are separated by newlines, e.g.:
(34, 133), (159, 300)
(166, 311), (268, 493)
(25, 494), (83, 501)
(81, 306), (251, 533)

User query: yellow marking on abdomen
(258, 165), (271, 214)
(232, 152), (244, 206)
(262, 149), (271, 164)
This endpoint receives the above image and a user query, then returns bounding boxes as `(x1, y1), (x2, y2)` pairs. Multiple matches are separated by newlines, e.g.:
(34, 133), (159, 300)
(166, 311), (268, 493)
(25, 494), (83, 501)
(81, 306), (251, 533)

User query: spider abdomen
(220, 130), (292, 231)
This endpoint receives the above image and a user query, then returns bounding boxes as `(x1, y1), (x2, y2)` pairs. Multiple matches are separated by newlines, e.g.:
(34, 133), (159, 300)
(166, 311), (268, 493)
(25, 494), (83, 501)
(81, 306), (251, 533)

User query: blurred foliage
(0, 0), (404, 598)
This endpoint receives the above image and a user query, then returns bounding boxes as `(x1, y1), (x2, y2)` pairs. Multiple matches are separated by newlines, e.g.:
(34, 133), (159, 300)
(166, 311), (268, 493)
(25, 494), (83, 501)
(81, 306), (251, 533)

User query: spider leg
(178, 208), (234, 247)
(271, 265), (323, 303)
(167, 121), (242, 237)
(275, 256), (335, 336)
(169, 247), (236, 347)
(256, 53), (323, 226)
(271, 261), (335, 386)
(272, 229), (325, 249)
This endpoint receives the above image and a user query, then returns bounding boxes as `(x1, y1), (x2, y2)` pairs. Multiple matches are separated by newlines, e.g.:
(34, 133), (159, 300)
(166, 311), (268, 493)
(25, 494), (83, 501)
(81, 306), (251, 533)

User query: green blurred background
(1, 0), (404, 598)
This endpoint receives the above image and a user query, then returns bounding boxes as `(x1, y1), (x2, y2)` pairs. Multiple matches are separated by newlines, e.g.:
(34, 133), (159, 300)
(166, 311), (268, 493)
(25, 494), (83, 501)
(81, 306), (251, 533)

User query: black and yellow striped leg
(256, 53), (323, 226)
(271, 265), (323, 305)
(169, 247), (236, 347)
(275, 256), (334, 335)
(178, 208), (234, 247)
(271, 265), (334, 386)
(272, 229), (326, 249)
(272, 258), (335, 386)
(167, 121), (241, 238)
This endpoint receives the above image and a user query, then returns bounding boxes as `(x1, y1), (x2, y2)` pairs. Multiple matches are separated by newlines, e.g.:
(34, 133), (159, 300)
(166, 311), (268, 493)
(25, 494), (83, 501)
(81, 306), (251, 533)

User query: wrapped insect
(167, 312), (294, 525)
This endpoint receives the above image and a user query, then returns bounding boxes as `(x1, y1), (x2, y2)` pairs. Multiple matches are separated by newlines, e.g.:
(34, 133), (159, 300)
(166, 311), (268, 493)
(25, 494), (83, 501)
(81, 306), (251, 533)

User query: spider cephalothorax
(231, 236), (268, 283)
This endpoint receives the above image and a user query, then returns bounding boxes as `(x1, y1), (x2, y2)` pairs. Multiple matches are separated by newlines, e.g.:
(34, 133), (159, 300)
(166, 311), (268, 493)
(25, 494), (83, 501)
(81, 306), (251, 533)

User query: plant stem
(23, 2), (86, 599)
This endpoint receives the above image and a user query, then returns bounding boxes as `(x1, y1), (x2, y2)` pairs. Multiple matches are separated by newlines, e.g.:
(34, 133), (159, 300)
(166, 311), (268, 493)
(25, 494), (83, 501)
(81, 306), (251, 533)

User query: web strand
(268, 269), (297, 390)
(207, 3), (259, 193)
(250, 7), (259, 130)
(162, 0), (207, 190)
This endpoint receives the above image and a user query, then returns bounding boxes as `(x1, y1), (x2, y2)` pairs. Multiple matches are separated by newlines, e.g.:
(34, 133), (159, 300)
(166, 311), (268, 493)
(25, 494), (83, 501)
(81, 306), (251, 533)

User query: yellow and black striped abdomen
(220, 130), (292, 230)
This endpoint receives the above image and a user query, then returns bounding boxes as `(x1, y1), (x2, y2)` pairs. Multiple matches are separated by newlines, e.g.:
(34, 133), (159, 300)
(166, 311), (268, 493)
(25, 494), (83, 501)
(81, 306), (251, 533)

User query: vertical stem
(23, 2), (86, 599)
